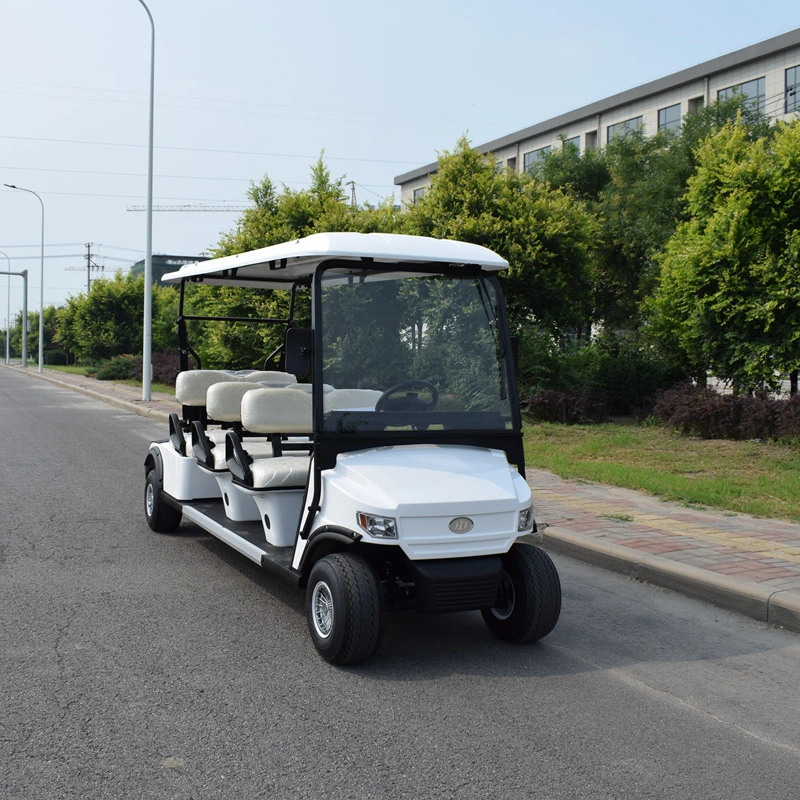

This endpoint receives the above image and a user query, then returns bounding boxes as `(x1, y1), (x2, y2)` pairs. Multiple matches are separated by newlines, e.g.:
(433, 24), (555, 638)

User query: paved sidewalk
(5, 363), (800, 633)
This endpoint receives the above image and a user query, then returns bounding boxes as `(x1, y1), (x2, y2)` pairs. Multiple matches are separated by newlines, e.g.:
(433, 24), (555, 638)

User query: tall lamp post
(0, 250), (10, 364)
(4, 184), (44, 373)
(137, 0), (155, 401)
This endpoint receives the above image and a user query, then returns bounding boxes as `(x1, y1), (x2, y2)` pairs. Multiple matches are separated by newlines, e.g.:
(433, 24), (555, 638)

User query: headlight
(357, 512), (398, 539)
(518, 505), (534, 532)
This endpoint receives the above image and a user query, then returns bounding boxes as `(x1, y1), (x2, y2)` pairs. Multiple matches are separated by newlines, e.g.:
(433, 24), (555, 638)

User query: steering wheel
(375, 380), (438, 413)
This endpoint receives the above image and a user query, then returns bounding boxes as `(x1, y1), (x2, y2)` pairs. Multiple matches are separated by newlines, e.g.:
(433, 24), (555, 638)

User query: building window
(563, 136), (580, 151)
(413, 188), (425, 204)
(585, 130), (598, 151)
(787, 66), (800, 114)
(718, 77), (765, 113)
(607, 116), (643, 142)
(658, 103), (682, 132)
(523, 146), (552, 171)
(506, 156), (517, 172)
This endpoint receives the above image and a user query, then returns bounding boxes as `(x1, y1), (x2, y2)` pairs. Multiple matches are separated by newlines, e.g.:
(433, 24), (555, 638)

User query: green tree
(55, 272), (177, 364)
(402, 137), (598, 336)
(193, 156), (398, 368)
(532, 95), (771, 331)
(649, 119), (800, 390)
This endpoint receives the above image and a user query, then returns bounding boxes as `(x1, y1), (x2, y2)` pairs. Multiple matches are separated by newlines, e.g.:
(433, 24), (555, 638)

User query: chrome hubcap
(312, 581), (334, 638)
(145, 482), (155, 517)
(491, 571), (515, 620)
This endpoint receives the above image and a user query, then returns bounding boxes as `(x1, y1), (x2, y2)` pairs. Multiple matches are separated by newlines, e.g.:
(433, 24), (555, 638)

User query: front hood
(326, 445), (528, 515)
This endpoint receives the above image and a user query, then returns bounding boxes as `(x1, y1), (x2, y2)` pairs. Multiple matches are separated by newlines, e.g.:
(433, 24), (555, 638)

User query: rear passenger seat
(170, 368), (297, 455)
(227, 387), (313, 490)
(192, 382), (273, 470)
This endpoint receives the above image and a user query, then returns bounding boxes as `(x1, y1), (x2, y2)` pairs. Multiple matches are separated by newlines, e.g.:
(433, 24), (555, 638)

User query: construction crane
(126, 204), (251, 212)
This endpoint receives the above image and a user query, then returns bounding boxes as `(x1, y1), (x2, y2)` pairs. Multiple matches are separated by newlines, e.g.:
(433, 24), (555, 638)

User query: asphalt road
(2, 367), (799, 800)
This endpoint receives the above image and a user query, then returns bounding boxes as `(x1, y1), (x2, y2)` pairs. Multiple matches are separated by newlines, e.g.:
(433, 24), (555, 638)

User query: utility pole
(347, 181), (357, 208)
(85, 243), (103, 291)
(66, 243), (104, 291)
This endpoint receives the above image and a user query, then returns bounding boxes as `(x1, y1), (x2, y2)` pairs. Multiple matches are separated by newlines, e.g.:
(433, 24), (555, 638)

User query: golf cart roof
(161, 232), (509, 289)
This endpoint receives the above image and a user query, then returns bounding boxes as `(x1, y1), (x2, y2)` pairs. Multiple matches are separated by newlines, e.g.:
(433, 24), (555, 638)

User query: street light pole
(4, 184), (44, 373)
(137, 0), (155, 401)
(0, 250), (10, 364)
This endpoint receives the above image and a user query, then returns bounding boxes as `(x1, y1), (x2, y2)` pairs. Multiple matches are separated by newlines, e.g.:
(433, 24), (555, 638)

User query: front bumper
(406, 555), (502, 613)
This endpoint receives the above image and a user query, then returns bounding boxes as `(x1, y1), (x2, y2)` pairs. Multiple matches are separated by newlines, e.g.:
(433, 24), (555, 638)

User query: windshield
(319, 269), (514, 433)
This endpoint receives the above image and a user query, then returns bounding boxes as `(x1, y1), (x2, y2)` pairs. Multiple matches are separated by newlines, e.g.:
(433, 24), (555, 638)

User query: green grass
(44, 364), (86, 376)
(524, 421), (800, 522)
(44, 364), (175, 396)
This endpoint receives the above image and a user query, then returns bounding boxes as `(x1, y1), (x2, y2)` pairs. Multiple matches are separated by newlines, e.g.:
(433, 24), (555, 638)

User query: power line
(0, 134), (423, 166)
(0, 163), (396, 193)
(126, 204), (250, 212)
(0, 79), (512, 132)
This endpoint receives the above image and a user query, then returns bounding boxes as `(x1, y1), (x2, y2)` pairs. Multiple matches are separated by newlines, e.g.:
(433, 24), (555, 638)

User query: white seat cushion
(250, 455), (311, 489)
(175, 370), (238, 406)
(206, 381), (263, 422)
(248, 371), (297, 385)
(241, 387), (313, 434)
(287, 383), (335, 394)
(324, 388), (383, 411)
(209, 438), (273, 471)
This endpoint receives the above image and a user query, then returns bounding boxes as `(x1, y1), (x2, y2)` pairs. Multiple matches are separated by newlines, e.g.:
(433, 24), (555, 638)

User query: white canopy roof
(162, 232), (509, 288)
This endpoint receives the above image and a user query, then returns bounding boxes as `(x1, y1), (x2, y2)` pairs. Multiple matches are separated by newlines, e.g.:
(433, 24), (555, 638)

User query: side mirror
(285, 328), (314, 376)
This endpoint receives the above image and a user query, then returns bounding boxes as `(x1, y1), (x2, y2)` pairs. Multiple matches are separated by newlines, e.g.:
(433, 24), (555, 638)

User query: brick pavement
(5, 363), (800, 632)
(529, 468), (800, 631)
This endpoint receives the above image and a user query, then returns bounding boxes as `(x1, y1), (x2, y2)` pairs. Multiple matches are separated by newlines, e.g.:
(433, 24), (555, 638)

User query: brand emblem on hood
(449, 517), (474, 534)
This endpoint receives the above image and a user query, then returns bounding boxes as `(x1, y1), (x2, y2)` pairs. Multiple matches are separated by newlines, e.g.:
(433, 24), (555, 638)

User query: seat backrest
(246, 370), (297, 386)
(287, 383), (335, 394)
(206, 381), (263, 422)
(175, 370), (238, 406)
(324, 388), (383, 411)
(241, 387), (313, 434)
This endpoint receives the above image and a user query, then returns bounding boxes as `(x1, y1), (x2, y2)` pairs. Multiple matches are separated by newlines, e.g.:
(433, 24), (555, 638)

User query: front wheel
(144, 470), (182, 533)
(482, 543), (561, 643)
(306, 553), (385, 665)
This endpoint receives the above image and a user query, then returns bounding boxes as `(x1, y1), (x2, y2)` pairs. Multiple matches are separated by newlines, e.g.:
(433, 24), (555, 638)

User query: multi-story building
(395, 27), (800, 206)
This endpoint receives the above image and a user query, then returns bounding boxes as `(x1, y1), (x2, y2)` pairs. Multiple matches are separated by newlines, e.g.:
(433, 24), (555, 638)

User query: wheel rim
(311, 581), (334, 639)
(145, 482), (155, 518)
(491, 571), (515, 620)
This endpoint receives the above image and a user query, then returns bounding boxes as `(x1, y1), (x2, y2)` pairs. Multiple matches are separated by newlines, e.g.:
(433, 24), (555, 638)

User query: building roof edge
(394, 26), (800, 186)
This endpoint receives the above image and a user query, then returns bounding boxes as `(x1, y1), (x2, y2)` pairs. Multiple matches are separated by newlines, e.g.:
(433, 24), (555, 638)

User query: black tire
(306, 553), (385, 665)
(482, 543), (561, 643)
(144, 470), (182, 533)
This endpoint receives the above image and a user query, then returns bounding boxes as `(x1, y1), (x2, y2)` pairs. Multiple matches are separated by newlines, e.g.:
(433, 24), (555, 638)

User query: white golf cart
(144, 232), (560, 664)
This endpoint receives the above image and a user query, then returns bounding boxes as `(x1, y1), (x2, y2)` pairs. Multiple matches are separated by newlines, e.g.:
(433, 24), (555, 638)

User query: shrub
(525, 389), (605, 424)
(95, 354), (139, 381)
(517, 327), (686, 421)
(778, 395), (800, 441)
(133, 350), (181, 386)
(654, 384), (800, 440)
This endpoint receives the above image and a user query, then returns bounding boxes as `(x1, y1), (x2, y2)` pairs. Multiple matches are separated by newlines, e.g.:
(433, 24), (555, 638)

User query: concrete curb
(5, 363), (799, 634)
(543, 526), (800, 633)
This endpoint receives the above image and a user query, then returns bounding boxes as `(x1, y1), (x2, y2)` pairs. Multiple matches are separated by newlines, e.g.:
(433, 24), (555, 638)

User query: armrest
(225, 431), (253, 486)
(191, 421), (215, 469)
(169, 413), (186, 456)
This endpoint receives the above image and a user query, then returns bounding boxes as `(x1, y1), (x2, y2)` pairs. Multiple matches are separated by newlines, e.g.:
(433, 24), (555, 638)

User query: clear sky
(0, 1), (796, 318)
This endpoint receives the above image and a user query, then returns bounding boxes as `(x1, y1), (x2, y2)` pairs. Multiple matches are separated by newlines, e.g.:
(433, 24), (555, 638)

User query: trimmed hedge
(654, 384), (800, 441)
(92, 350), (180, 386)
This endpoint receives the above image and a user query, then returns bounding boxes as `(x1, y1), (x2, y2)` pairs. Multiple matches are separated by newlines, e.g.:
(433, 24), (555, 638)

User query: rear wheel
(306, 553), (385, 665)
(144, 470), (182, 533)
(482, 543), (561, 643)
